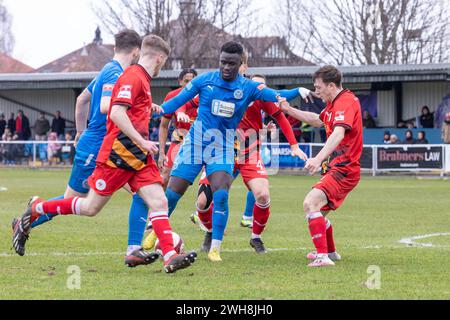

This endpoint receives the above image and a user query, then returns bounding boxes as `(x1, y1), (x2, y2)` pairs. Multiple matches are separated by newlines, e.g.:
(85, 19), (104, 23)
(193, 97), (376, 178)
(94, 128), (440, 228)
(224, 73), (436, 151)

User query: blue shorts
(67, 149), (97, 194)
(170, 142), (234, 184)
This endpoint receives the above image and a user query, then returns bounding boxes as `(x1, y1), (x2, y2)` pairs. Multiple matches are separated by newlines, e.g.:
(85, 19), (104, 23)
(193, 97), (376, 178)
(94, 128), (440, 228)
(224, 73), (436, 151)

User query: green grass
(1, 169), (450, 300)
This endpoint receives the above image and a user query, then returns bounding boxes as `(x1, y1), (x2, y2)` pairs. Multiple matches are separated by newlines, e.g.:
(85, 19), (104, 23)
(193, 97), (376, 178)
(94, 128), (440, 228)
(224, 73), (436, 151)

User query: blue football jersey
(77, 60), (123, 153)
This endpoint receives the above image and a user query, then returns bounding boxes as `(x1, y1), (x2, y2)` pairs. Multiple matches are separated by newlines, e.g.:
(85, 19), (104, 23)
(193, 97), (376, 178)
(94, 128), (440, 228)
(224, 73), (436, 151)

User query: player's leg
(207, 170), (233, 262)
(30, 159), (92, 229)
(241, 190), (255, 228)
(137, 183), (197, 273)
(196, 183), (214, 252)
(303, 188), (335, 267)
(246, 178), (270, 254)
(306, 210), (341, 262)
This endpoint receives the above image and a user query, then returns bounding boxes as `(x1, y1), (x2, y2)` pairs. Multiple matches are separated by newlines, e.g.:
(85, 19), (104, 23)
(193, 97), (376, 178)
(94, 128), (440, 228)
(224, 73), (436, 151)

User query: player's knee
(152, 195), (168, 212)
(196, 196), (207, 211)
(303, 198), (318, 213)
(254, 189), (270, 205)
(213, 189), (228, 208)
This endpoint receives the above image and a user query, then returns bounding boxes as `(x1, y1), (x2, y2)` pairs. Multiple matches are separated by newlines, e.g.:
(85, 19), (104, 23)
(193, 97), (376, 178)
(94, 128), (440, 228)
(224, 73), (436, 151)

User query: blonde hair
(141, 34), (171, 57)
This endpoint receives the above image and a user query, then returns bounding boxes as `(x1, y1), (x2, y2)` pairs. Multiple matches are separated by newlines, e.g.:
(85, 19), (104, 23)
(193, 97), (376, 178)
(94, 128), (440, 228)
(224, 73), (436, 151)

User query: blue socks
(30, 195), (64, 229)
(127, 194), (149, 246)
(166, 188), (182, 218)
(212, 189), (229, 241)
(243, 191), (255, 219)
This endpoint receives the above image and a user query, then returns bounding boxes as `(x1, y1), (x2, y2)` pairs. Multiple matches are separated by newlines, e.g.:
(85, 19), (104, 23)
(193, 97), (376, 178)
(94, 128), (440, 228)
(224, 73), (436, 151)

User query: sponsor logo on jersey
(335, 111), (345, 122)
(117, 85), (132, 99)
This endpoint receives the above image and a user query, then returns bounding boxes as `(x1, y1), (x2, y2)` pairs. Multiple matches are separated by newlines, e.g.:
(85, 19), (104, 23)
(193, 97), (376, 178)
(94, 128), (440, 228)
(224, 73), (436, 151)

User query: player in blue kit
(146, 41), (310, 262)
(12, 30), (157, 266)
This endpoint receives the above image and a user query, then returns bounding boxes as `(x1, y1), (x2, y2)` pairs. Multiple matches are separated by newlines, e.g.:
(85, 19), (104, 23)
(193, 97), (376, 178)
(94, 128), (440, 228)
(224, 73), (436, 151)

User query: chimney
(93, 26), (103, 45)
(179, 0), (196, 19)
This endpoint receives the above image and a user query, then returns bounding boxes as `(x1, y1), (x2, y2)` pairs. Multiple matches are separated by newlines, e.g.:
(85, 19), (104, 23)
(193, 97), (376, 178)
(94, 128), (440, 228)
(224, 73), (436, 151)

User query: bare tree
(274, 0), (450, 65)
(0, 0), (14, 54)
(93, 0), (253, 69)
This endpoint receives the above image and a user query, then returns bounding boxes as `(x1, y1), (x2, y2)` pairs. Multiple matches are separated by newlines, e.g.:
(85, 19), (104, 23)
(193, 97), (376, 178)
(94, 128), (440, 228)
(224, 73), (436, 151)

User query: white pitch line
(0, 186), (8, 192)
(398, 233), (450, 247)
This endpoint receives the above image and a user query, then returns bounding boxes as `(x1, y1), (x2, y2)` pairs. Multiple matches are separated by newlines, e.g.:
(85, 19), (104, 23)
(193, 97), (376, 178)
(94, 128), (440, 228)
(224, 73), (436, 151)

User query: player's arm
(100, 84), (115, 114)
(279, 100), (324, 128)
(304, 126), (345, 175)
(159, 84), (199, 116)
(74, 87), (92, 147)
(109, 105), (158, 154)
(158, 116), (171, 169)
(264, 102), (308, 161)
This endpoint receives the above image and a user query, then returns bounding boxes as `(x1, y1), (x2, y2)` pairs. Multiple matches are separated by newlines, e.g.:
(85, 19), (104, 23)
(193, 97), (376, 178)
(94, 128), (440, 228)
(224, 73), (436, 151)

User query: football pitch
(1, 169), (450, 300)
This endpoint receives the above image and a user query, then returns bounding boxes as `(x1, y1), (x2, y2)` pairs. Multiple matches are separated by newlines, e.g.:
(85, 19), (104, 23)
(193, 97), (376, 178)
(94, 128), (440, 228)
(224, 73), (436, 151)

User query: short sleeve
(101, 71), (121, 98)
(333, 97), (357, 131)
(87, 78), (96, 93)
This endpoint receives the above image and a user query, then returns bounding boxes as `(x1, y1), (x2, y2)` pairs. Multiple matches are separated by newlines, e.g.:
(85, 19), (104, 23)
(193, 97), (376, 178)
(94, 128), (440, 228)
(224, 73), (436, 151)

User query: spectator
(419, 106), (434, 128)
(15, 110), (31, 140)
(47, 132), (62, 165)
(0, 113), (6, 139)
(1, 131), (14, 164)
(416, 131), (429, 144)
(406, 121), (416, 129)
(34, 112), (50, 141)
(383, 131), (391, 144)
(389, 134), (400, 144)
(362, 110), (377, 128)
(2, 127), (12, 141)
(61, 132), (75, 164)
(7, 112), (15, 134)
(51, 111), (66, 140)
(403, 130), (416, 144)
(442, 111), (450, 144)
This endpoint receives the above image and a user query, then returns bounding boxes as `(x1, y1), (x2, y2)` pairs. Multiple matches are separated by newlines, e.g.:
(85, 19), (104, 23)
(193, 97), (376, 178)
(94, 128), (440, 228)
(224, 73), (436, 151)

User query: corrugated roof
(0, 64), (448, 90)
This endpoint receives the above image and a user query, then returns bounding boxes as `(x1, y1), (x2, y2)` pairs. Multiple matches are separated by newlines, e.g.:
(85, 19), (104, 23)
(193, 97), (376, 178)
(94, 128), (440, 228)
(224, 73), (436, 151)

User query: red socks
(31, 197), (81, 223)
(253, 201), (270, 236)
(307, 213), (328, 254)
(325, 219), (336, 253)
(197, 204), (213, 232)
(149, 211), (174, 258)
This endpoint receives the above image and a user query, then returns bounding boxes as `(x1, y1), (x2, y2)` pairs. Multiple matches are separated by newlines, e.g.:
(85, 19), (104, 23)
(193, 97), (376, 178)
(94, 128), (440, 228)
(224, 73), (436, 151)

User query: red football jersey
(96, 64), (153, 171)
(319, 89), (363, 169)
(163, 87), (199, 133)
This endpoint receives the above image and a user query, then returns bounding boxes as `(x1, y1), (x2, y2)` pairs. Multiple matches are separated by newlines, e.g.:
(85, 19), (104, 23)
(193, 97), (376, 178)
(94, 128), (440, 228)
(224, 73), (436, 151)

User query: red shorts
(234, 153), (268, 188)
(314, 168), (360, 211)
(88, 160), (163, 196)
(166, 142), (181, 169)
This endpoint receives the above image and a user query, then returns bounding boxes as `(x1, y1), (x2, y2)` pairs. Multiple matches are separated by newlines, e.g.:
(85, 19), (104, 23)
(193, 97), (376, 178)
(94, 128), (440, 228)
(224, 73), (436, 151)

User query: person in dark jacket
(416, 131), (429, 144)
(0, 113), (6, 139)
(362, 110), (377, 128)
(7, 112), (15, 134)
(51, 111), (66, 140)
(403, 130), (416, 144)
(15, 110), (31, 140)
(419, 106), (434, 128)
(34, 112), (50, 141)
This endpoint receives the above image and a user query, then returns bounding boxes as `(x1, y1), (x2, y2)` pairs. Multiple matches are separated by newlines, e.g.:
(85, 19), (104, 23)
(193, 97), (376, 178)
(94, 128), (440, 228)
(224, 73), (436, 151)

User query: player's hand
(158, 152), (168, 170)
(151, 103), (164, 114)
(266, 120), (277, 132)
(176, 112), (190, 123)
(277, 97), (290, 112)
(74, 132), (83, 148)
(304, 157), (322, 175)
(140, 140), (159, 155)
(291, 144), (308, 161)
(299, 88), (318, 104)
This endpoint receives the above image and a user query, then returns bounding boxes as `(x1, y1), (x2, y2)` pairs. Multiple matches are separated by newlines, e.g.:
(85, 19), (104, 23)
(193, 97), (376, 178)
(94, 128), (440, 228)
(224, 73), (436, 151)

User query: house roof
(0, 52), (35, 73)
(35, 43), (114, 73)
